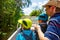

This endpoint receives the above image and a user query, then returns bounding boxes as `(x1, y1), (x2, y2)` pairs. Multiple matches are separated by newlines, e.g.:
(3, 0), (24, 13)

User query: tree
(0, 0), (31, 40)
(30, 8), (44, 16)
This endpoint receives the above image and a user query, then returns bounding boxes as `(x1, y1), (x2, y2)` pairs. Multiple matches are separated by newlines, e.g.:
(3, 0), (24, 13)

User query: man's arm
(37, 28), (49, 40)
(33, 24), (49, 40)
(33, 20), (60, 40)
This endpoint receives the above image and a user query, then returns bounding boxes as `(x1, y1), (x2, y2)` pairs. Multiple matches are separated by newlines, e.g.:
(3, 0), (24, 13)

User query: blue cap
(36, 13), (48, 21)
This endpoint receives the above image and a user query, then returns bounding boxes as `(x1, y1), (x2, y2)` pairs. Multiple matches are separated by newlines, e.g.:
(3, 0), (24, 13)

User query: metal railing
(8, 24), (21, 40)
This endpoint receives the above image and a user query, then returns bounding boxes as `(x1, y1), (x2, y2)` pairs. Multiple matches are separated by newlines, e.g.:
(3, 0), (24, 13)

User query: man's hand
(32, 24), (41, 31)
(30, 27), (35, 31)
(32, 24), (49, 40)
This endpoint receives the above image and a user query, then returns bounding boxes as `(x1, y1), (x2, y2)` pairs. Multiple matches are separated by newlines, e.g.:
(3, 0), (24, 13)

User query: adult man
(33, 0), (60, 40)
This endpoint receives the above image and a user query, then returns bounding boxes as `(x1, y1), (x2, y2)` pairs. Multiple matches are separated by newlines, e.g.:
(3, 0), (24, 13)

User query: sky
(23, 0), (49, 15)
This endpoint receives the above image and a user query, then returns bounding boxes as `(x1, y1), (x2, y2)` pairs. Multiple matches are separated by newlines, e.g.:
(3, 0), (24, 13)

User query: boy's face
(38, 20), (44, 24)
(38, 20), (47, 27)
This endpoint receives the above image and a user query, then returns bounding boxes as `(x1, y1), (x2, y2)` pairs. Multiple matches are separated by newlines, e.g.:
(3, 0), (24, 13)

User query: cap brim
(18, 19), (23, 24)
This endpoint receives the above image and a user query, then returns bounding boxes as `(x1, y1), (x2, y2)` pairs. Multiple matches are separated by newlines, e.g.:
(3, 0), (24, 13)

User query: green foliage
(0, 0), (31, 40)
(30, 7), (44, 16)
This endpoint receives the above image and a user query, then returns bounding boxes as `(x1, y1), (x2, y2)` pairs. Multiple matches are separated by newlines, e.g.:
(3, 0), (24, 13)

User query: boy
(37, 13), (48, 33)
(16, 18), (36, 40)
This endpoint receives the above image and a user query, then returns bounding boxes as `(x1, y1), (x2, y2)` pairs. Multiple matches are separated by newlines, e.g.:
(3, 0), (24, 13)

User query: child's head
(37, 13), (48, 23)
(35, 13), (48, 27)
(18, 18), (32, 30)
